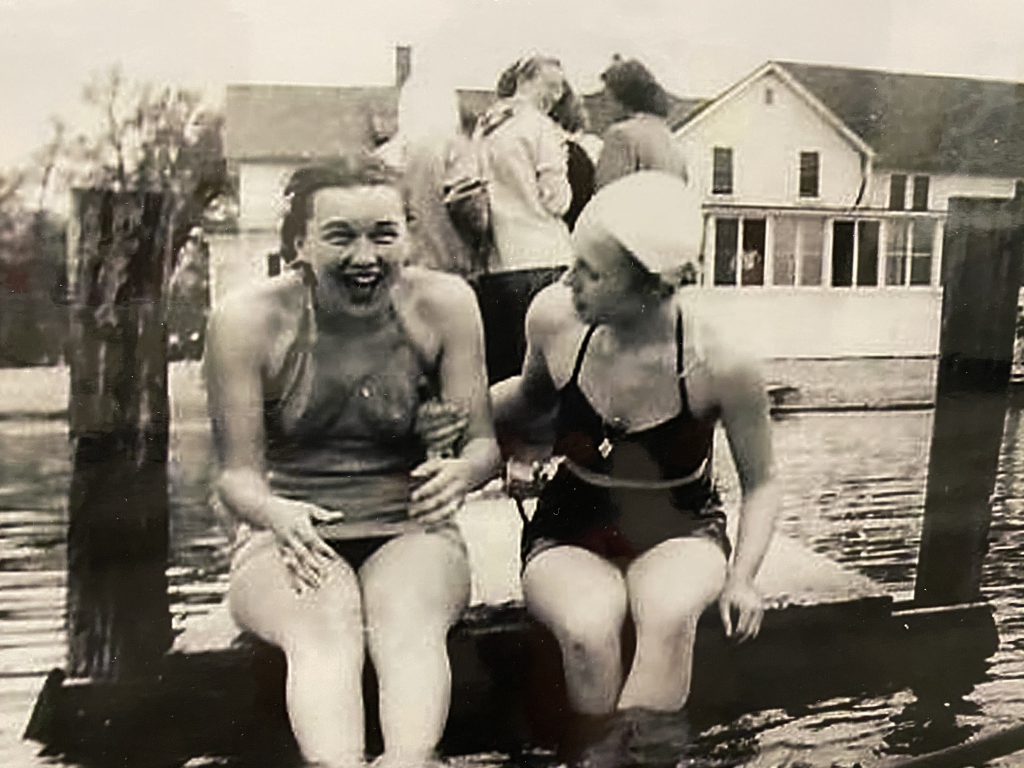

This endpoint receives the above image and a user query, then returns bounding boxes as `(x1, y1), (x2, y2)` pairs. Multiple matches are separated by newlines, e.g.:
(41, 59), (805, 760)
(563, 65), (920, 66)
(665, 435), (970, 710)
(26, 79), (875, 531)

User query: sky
(2, 0), (1024, 169)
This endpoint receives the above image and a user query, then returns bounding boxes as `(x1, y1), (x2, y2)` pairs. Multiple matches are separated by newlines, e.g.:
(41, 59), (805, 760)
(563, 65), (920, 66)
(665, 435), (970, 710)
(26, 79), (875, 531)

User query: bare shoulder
(207, 274), (304, 363)
(677, 292), (765, 405)
(404, 266), (480, 325)
(525, 280), (578, 339)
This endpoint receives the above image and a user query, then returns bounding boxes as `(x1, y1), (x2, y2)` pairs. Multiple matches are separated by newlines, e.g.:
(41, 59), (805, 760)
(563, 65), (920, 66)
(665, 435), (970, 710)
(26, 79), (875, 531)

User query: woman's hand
(416, 400), (469, 459)
(266, 498), (340, 593)
(409, 457), (473, 524)
(718, 575), (764, 642)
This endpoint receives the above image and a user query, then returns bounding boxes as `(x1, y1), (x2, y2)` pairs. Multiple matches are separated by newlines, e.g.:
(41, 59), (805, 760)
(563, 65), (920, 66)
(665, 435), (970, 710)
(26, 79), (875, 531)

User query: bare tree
(65, 65), (230, 256)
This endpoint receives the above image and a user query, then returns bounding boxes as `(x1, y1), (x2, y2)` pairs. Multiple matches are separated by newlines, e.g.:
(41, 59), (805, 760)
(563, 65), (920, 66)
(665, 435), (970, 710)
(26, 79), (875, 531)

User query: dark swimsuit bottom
(522, 312), (731, 568)
(326, 536), (392, 571)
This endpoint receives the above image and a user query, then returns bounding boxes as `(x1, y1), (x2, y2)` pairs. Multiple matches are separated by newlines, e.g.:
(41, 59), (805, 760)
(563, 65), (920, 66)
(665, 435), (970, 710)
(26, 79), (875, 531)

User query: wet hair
(549, 81), (589, 133)
(495, 55), (563, 98)
(278, 155), (401, 263)
(601, 57), (670, 118)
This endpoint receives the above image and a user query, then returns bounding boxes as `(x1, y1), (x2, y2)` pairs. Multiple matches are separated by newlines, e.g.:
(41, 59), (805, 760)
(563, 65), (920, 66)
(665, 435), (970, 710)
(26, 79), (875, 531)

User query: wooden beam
(65, 189), (175, 679)
(915, 184), (1024, 606)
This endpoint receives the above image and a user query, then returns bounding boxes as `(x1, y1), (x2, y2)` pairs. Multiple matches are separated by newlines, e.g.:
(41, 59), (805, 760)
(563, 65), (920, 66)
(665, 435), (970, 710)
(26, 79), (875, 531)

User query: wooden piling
(915, 185), (1024, 606)
(64, 189), (175, 679)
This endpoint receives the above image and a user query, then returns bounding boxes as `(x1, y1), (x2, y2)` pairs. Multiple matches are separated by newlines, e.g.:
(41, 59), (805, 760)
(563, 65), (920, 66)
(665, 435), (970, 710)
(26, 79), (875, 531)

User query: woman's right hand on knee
(265, 497), (340, 593)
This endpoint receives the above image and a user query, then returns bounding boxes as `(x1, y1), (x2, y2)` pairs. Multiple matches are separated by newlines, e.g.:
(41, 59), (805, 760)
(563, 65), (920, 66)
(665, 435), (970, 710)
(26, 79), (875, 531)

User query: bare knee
(284, 566), (365, 656)
(362, 534), (469, 653)
(523, 550), (627, 658)
(544, 592), (627, 659)
(627, 540), (726, 640)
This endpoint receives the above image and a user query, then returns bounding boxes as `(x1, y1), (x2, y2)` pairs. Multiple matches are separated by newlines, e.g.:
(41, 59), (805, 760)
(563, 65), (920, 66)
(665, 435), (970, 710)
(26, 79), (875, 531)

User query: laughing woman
(493, 172), (779, 762)
(205, 159), (500, 768)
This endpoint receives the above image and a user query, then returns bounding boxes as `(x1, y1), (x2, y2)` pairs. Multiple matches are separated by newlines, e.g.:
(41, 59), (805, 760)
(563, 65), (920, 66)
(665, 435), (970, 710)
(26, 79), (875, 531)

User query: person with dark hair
(595, 57), (688, 189)
(549, 82), (597, 231)
(476, 55), (573, 269)
(205, 156), (499, 768)
(493, 173), (778, 763)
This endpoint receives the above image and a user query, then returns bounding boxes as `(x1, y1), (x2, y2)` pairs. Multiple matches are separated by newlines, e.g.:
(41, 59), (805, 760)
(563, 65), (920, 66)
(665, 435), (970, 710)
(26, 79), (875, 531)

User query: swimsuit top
(551, 311), (718, 487)
(261, 269), (437, 525)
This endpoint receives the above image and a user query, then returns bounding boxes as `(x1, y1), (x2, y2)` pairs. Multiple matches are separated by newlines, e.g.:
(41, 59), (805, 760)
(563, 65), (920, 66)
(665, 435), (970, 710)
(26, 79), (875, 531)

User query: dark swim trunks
(325, 536), (392, 572)
(522, 311), (731, 569)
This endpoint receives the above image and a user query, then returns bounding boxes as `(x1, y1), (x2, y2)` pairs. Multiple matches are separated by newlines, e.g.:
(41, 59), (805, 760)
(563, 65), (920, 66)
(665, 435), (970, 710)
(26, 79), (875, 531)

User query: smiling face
(294, 184), (407, 317)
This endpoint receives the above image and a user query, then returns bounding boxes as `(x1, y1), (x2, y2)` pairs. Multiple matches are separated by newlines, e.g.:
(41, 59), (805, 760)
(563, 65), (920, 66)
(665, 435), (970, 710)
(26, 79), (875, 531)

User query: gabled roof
(224, 81), (709, 161)
(225, 84), (496, 161)
(674, 62), (874, 157)
(776, 61), (1024, 177)
(225, 84), (396, 161)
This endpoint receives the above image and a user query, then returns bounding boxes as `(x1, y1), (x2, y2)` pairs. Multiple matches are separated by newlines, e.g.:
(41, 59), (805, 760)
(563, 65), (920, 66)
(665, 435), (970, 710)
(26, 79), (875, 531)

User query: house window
(714, 218), (738, 285)
(910, 218), (935, 284)
(889, 174), (907, 211)
(856, 221), (880, 286)
(771, 217), (824, 286)
(799, 219), (825, 285)
(741, 219), (766, 286)
(713, 216), (765, 286)
(912, 175), (930, 211)
(832, 221), (854, 286)
(799, 151), (820, 198)
(772, 218), (797, 285)
(765, 87), (775, 105)
(885, 220), (910, 285)
(832, 220), (881, 287)
(712, 147), (733, 195)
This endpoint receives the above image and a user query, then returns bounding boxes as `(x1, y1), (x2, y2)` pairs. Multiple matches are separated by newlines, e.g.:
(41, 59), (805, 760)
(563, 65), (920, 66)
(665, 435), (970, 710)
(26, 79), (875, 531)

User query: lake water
(1, 400), (1023, 767)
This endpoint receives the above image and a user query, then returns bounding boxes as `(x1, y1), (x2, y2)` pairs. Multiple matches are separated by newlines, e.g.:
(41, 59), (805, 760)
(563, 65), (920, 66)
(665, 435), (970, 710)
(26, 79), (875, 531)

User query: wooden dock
(24, 495), (997, 766)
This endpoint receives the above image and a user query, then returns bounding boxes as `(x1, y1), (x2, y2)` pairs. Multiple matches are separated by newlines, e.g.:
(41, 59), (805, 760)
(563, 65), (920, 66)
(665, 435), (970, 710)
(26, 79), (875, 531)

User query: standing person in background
(549, 82), (596, 231)
(477, 55), (572, 270)
(376, 74), (485, 277)
(595, 57), (688, 189)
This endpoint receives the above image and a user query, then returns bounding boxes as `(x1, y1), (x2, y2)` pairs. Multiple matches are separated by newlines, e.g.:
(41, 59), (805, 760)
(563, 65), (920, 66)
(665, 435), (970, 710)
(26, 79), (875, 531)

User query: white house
(218, 55), (1024, 361)
(675, 61), (1024, 358)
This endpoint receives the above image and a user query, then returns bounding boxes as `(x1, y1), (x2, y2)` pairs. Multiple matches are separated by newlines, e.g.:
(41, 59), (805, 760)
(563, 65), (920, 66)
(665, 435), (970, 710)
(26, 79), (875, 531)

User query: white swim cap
(573, 171), (703, 280)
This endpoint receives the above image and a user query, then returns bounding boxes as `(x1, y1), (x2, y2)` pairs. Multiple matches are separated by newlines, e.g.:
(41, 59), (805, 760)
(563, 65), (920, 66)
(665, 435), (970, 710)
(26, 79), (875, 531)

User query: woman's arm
(714, 347), (780, 641)
(534, 117), (572, 217)
(206, 295), (337, 589)
(409, 277), (502, 520)
(491, 285), (561, 454)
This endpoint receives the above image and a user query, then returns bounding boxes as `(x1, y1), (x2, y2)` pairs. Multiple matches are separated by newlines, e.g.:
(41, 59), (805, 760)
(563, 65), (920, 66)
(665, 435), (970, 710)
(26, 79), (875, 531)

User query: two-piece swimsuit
(522, 311), (731, 567)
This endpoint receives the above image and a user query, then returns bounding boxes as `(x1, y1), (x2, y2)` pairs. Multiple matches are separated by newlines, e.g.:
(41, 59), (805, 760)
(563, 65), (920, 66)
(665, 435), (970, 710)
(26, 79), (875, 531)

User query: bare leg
(229, 532), (365, 768)
(360, 528), (470, 768)
(522, 546), (628, 715)
(618, 538), (727, 711)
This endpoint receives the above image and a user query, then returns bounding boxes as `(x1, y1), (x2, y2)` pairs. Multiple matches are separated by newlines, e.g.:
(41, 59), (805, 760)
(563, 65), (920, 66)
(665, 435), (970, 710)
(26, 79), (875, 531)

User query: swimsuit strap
(675, 309), (694, 417)
(675, 310), (684, 374)
(569, 324), (600, 386)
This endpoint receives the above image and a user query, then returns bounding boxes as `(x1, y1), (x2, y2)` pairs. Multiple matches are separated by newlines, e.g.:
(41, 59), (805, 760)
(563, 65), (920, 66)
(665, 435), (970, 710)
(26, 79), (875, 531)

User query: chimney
(395, 45), (412, 87)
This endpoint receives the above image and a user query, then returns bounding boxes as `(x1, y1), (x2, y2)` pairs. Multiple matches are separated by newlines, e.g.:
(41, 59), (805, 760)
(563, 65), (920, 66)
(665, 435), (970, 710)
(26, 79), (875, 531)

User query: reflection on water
(1, 404), (1023, 767)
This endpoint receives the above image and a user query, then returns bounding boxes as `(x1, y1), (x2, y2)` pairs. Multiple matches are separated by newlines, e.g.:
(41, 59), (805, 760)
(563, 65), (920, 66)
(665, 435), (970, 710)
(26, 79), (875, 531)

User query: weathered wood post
(915, 184), (1024, 606)
(64, 189), (175, 678)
